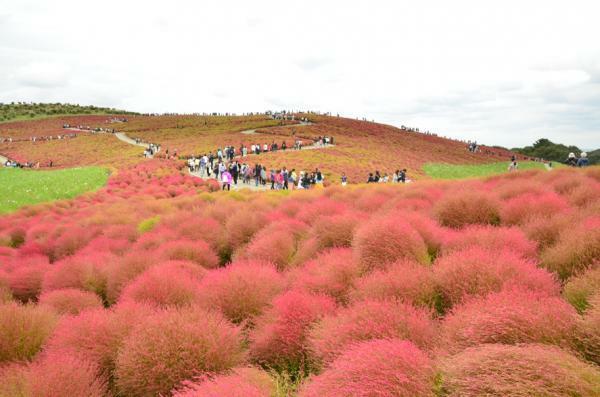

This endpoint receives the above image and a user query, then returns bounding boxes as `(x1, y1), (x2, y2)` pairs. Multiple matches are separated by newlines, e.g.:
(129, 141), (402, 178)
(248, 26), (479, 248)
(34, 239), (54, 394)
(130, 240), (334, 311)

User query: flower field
(0, 162), (598, 396)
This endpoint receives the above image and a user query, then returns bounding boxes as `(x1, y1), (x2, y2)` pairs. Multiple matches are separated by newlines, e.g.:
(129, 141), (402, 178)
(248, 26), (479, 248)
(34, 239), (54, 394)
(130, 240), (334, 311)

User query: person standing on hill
(577, 152), (589, 167)
(566, 152), (578, 167)
(341, 173), (348, 186)
(221, 169), (232, 191)
(367, 173), (374, 183)
(399, 169), (406, 183)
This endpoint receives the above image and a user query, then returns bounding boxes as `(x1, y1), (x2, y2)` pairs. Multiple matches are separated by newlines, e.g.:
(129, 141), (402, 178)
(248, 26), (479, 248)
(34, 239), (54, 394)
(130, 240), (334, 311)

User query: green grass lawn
(0, 166), (109, 214)
(422, 161), (549, 179)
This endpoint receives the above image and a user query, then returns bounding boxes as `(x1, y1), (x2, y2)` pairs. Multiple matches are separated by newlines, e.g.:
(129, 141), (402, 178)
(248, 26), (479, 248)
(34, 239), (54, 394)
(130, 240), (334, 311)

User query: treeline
(0, 102), (138, 122)
(512, 138), (599, 165)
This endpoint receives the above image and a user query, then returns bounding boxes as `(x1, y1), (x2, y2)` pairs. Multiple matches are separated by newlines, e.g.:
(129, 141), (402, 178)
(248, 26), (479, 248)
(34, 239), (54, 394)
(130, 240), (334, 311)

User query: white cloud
(0, 0), (599, 148)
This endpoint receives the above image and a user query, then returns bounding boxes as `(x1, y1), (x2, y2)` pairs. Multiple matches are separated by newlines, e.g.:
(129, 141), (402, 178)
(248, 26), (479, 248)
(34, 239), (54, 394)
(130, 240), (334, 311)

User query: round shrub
(501, 191), (570, 225)
(38, 288), (103, 315)
(105, 251), (160, 304)
(6, 352), (108, 397)
(197, 261), (285, 324)
(438, 343), (600, 396)
(575, 294), (600, 365)
(250, 290), (336, 370)
(288, 248), (361, 304)
(300, 339), (434, 397)
(441, 288), (578, 354)
(522, 213), (571, 251)
(157, 239), (219, 269)
(41, 252), (110, 297)
(0, 302), (57, 363)
(433, 247), (558, 312)
(119, 261), (206, 308)
(310, 213), (361, 249)
(349, 259), (436, 308)
(8, 261), (50, 302)
(563, 266), (600, 313)
(441, 224), (537, 260)
(173, 367), (275, 397)
(115, 306), (245, 397)
(308, 299), (436, 365)
(352, 214), (430, 272)
(433, 189), (500, 228)
(541, 218), (600, 280)
(44, 303), (155, 378)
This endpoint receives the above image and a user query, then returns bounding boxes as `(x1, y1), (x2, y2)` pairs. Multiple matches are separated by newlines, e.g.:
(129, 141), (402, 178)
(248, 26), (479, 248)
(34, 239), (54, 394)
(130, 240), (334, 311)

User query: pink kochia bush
(441, 225), (537, 260)
(352, 214), (430, 272)
(115, 306), (245, 397)
(501, 191), (570, 225)
(250, 290), (337, 370)
(173, 367), (275, 397)
(41, 252), (111, 297)
(44, 303), (155, 378)
(433, 189), (500, 228)
(0, 352), (108, 397)
(438, 344), (600, 397)
(300, 339), (435, 397)
(157, 239), (219, 269)
(433, 247), (559, 312)
(575, 294), (600, 365)
(38, 288), (103, 315)
(0, 302), (57, 363)
(288, 248), (361, 304)
(441, 288), (578, 353)
(308, 299), (436, 365)
(119, 260), (206, 308)
(349, 260), (436, 308)
(196, 260), (285, 324)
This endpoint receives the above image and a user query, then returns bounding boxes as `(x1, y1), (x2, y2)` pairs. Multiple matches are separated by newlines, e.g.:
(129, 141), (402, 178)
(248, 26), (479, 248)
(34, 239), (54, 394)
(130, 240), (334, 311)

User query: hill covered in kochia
(512, 138), (599, 165)
(0, 102), (137, 122)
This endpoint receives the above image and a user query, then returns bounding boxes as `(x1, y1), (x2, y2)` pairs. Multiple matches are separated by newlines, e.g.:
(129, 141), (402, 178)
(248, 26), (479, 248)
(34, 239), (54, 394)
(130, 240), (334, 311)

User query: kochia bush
(433, 189), (500, 228)
(196, 260), (285, 324)
(300, 339), (434, 397)
(115, 306), (245, 397)
(352, 214), (430, 272)
(438, 344), (600, 397)
(441, 288), (578, 354)
(173, 367), (275, 397)
(38, 288), (103, 315)
(563, 266), (600, 313)
(249, 290), (337, 371)
(308, 299), (436, 365)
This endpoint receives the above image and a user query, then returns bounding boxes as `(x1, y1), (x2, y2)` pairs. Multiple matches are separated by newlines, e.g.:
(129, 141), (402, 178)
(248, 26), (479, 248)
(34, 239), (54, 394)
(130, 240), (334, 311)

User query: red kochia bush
(119, 261), (206, 308)
(173, 367), (275, 397)
(288, 248), (361, 304)
(308, 299), (436, 365)
(105, 251), (160, 304)
(309, 212), (361, 249)
(197, 261), (285, 324)
(441, 225), (537, 260)
(240, 219), (308, 270)
(115, 306), (245, 397)
(44, 303), (155, 377)
(438, 344), (600, 397)
(433, 189), (500, 228)
(0, 352), (108, 397)
(349, 260), (436, 308)
(352, 214), (430, 272)
(300, 339), (435, 397)
(501, 191), (570, 225)
(541, 217), (600, 280)
(38, 288), (103, 315)
(7, 260), (50, 301)
(0, 302), (57, 363)
(250, 290), (337, 370)
(157, 239), (219, 269)
(41, 252), (111, 297)
(433, 247), (558, 312)
(441, 288), (578, 354)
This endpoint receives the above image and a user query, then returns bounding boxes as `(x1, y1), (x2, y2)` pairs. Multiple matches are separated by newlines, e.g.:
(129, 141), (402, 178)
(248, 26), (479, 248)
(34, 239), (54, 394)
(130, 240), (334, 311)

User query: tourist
(566, 152), (578, 167)
(221, 169), (232, 191)
(577, 152), (589, 167)
(341, 173), (348, 186)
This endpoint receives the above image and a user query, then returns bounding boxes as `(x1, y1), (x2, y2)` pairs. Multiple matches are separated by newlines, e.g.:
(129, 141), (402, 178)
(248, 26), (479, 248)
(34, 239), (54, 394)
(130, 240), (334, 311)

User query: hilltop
(512, 138), (599, 165)
(0, 102), (138, 123)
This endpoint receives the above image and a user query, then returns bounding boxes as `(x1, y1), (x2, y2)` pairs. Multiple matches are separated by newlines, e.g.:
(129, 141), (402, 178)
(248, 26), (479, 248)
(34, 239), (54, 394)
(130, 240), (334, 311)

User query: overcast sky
(1, 1), (599, 148)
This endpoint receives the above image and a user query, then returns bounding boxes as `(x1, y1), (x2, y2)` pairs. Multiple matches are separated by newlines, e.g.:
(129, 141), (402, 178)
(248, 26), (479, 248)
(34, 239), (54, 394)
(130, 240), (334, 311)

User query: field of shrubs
(0, 160), (599, 396)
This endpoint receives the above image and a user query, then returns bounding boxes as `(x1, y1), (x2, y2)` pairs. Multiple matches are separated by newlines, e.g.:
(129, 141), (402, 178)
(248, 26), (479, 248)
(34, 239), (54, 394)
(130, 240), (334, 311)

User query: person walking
(341, 173), (348, 186)
(221, 169), (232, 191)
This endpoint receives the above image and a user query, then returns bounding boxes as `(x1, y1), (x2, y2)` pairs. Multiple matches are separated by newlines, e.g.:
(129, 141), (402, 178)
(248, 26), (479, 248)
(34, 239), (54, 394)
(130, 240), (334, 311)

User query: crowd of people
(366, 169), (409, 184)
(0, 133), (78, 144)
(187, 156), (325, 191)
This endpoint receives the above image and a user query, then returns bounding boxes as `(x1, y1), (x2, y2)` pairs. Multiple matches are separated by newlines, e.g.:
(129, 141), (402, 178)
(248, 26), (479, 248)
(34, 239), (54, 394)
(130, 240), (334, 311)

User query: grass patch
(423, 161), (548, 179)
(0, 166), (108, 214)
